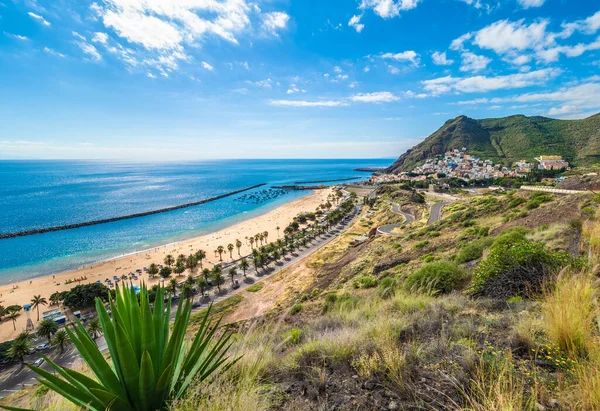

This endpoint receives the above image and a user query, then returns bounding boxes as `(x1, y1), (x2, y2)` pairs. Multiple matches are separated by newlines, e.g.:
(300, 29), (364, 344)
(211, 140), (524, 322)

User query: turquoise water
(0, 159), (390, 284)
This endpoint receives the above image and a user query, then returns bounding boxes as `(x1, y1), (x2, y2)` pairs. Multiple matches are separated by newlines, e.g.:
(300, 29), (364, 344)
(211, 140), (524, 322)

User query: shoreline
(0, 188), (332, 342)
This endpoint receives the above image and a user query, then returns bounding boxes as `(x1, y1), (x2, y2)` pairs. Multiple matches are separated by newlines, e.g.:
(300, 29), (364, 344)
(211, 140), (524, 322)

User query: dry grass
(542, 272), (597, 358)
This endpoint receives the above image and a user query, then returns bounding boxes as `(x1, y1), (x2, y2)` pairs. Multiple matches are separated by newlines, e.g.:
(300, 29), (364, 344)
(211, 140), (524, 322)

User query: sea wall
(0, 183), (266, 239)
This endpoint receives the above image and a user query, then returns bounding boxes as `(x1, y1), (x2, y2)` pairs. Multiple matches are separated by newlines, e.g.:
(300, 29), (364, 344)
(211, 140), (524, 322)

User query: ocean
(0, 159), (391, 284)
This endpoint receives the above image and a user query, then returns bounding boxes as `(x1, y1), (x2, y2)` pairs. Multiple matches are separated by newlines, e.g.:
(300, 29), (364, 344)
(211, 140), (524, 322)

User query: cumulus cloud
(286, 84), (306, 94)
(348, 14), (364, 33)
(422, 68), (560, 95)
(360, 0), (420, 19)
(92, 32), (109, 44)
(431, 51), (453, 66)
(473, 19), (551, 54)
(28, 12), (51, 26)
(387, 65), (400, 74)
(201, 61), (214, 71)
(351, 91), (400, 103)
(76, 41), (102, 62)
(380, 50), (420, 66)
(460, 52), (491, 72)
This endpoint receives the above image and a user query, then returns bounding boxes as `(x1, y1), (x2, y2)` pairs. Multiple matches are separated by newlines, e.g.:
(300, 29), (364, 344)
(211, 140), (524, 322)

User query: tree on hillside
(37, 318), (59, 343)
(31, 295), (47, 322)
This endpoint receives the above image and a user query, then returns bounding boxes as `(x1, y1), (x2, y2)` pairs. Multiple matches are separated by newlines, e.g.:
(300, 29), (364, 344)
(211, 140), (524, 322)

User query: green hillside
(387, 113), (600, 173)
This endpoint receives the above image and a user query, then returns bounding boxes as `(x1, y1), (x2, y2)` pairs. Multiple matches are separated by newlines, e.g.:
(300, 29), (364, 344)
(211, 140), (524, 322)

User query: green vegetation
(387, 113), (600, 172)
(15, 284), (236, 411)
(405, 261), (465, 295)
(352, 275), (377, 289)
(62, 283), (110, 308)
(246, 283), (264, 292)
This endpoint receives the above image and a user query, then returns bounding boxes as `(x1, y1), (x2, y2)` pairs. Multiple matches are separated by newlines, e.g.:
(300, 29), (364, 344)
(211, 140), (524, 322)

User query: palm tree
(195, 249), (206, 269)
(202, 268), (211, 284)
(8, 338), (31, 364)
(169, 278), (179, 296)
(7, 311), (20, 331)
(272, 249), (280, 261)
(159, 266), (172, 278)
(239, 258), (249, 277)
(235, 239), (242, 256)
(263, 231), (269, 243)
(174, 261), (186, 277)
(31, 295), (47, 322)
(228, 268), (237, 285)
(164, 254), (175, 267)
(49, 292), (61, 306)
(255, 234), (261, 246)
(37, 318), (59, 343)
(196, 277), (208, 295)
(186, 255), (198, 275)
(211, 266), (224, 292)
(26, 284), (236, 411)
(0, 305), (5, 321)
(227, 243), (234, 260)
(216, 245), (225, 262)
(249, 237), (255, 249)
(276, 225), (280, 237)
(51, 330), (70, 353)
(148, 263), (159, 278)
(87, 318), (102, 340)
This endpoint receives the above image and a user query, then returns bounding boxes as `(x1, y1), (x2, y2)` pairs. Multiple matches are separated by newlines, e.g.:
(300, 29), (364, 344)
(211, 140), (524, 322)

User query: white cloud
(5, 32), (29, 41)
(270, 100), (347, 107)
(450, 33), (473, 51)
(537, 37), (600, 63)
(359, 0), (421, 19)
(473, 19), (551, 54)
(262, 12), (289, 36)
(92, 32), (108, 44)
(422, 68), (561, 95)
(348, 14), (364, 33)
(333, 66), (342, 73)
(387, 65), (400, 74)
(351, 91), (400, 103)
(431, 51), (453, 66)
(404, 90), (428, 98)
(380, 50), (420, 66)
(147, 72), (156, 78)
(349, 81), (359, 88)
(72, 31), (86, 41)
(28, 12), (50, 26)
(363, 66), (371, 72)
(517, 0), (544, 9)
(337, 74), (349, 80)
(201, 61), (214, 71)
(43, 47), (66, 58)
(561, 11), (600, 36)
(286, 84), (306, 94)
(460, 51), (491, 72)
(76, 41), (102, 62)
(508, 55), (531, 65)
(247, 78), (273, 88)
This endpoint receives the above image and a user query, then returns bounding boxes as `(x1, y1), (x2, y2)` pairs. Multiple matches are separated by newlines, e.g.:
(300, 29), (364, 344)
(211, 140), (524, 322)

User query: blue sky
(0, 0), (598, 160)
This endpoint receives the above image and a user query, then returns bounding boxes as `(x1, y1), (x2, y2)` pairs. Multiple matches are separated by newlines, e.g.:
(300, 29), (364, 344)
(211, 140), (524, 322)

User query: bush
(414, 240), (430, 249)
(490, 227), (529, 251)
(471, 240), (572, 298)
(353, 275), (378, 289)
(377, 277), (396, 299)
(405, 261), (465, 295)
(508, 197), (526, 208)
(290, 303), (303, 315)
(455, 238), (493, 264)
(284, 328), (303, 345)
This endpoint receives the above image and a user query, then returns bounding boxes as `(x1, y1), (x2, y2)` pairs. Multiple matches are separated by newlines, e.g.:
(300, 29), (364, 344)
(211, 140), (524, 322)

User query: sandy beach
(0, 188), (332, 342)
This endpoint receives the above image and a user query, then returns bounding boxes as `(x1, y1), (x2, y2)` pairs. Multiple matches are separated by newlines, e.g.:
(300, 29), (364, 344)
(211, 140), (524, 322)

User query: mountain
(387, 113), (600, 173)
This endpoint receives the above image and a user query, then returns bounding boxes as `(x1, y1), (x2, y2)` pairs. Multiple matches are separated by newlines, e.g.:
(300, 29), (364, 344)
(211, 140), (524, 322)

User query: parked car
(192, 301), (202, 308)
(203, 291), (209, 298)
(33, 358), (44, 367)
(36, 343), (50, 351)
(232, 280), (240, 289)
(28, 348), (36, 355)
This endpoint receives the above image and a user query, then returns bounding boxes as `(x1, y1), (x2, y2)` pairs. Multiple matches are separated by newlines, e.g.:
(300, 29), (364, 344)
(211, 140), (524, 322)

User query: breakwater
(0, 183), (266, 239)
(294, 177), (361, 184)
(354, 167), (385, 172)
(272, 185), (327, 190)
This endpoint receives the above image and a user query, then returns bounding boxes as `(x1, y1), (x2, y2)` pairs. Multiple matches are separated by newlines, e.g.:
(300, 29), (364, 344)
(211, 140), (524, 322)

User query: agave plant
(4, 284), (236, 411)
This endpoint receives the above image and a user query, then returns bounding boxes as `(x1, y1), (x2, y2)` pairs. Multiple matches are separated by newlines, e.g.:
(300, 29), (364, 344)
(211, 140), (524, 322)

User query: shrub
(377, 277), (396, 299)
(414, 240), (430, 249)
(353, 275), (378, 289)
(284, 328), (303, 345)
(62, 283), (110, 308)
(508, 197), (526, 208)
(405, 261), (465, 295)
(455, 238), (493, 264)
(290, 303), (303, 315)
(246, 284), (263, 292)
(471, 240), (572, 298)
(490, 227), (529, 251)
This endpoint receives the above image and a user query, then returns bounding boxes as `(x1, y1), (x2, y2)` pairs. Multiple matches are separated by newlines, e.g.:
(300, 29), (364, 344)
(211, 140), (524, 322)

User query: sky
(0, 0), (598, 160)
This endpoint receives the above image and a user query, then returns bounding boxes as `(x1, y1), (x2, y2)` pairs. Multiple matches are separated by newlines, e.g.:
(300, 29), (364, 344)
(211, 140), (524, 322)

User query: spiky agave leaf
(1, 283), (237, 411)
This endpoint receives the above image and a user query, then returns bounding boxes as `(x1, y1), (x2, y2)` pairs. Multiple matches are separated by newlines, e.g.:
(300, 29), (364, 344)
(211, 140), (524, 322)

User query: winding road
(427, 201), (447, 225)
(377, 203), (415, 236)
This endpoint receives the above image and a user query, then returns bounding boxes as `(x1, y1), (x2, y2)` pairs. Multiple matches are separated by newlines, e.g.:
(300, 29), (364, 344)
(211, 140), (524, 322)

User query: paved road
(377, 203), (415, 236)
(0, 204), (362, 398)
(427, 201), (447, 225)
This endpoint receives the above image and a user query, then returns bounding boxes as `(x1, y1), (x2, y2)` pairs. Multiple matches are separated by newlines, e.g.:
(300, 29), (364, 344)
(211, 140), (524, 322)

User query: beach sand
(0, 188), (332, 342)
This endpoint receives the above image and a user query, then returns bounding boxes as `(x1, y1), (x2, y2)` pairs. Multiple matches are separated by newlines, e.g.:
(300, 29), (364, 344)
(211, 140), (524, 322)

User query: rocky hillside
(387, 113), (600, 173)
